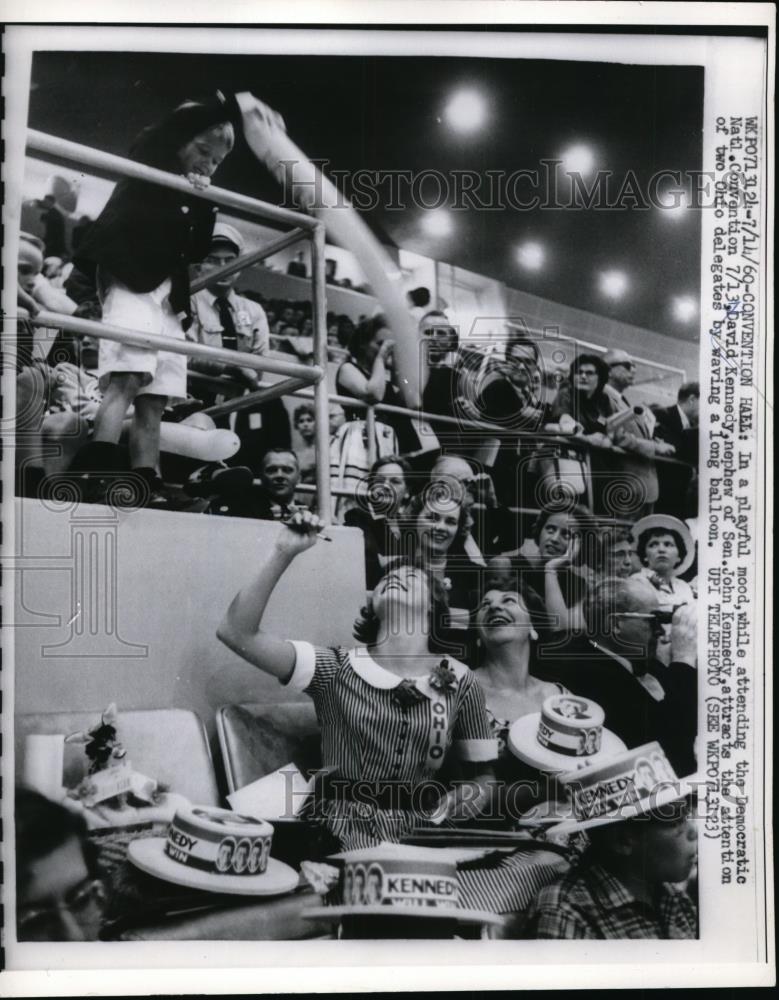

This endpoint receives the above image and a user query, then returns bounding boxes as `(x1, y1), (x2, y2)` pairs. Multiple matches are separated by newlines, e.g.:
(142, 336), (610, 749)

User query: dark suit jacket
(533, 634), (697, 777)
(69, 95), (242, 321)
(654, 404), (698, 466)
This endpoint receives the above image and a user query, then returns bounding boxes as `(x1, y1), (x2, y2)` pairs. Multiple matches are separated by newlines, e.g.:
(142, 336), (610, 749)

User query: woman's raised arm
(216, 511), (326, 681)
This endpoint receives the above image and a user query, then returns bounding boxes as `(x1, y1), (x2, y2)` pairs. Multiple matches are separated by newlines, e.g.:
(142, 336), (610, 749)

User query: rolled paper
(236, 92), (422, 409)
(22, 734), (65, 800)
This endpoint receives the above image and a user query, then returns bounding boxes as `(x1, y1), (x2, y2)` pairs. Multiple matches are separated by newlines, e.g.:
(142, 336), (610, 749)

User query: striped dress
(285, 643), (496, 850)
(285, 644), (569, 915)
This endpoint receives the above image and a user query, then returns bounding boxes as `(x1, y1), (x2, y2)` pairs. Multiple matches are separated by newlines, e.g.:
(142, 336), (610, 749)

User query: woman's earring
(530, 628), (539, 641)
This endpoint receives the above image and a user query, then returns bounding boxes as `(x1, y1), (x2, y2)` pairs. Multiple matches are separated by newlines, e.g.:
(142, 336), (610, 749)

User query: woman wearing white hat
(631, 515), (696, 665)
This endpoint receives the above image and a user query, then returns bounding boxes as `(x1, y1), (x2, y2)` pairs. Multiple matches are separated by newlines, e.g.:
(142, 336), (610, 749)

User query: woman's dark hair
(347, 314), (389, 362)
(293, 403), (315, 424)
(352, 558), (451, 651)
(636, 526), (687, 566)
(362, 455), (412, 516)
(570, 352), (609, 394)
(367, 454), (411, 485)
(337, 315), (355, 348)
(473, 572), (548, 632)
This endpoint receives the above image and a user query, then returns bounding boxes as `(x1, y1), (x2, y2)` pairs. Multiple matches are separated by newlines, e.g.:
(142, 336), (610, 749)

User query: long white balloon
(236, 92), (422, 408)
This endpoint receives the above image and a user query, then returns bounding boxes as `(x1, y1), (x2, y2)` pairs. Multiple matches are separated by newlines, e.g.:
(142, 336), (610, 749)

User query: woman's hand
(273, 509), (327, 558)
(545, 534), (580, 572)
(557, 414), (582, 436)
(376, 338), (394, 365)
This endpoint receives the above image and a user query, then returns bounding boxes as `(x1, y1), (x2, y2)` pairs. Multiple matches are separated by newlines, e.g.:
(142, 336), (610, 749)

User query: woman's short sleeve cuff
(284, 640), (316, 692)
(455, 738), (499, 763)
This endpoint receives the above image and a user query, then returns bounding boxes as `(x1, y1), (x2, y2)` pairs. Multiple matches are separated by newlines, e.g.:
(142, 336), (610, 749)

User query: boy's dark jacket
(68, 94), (242, 326)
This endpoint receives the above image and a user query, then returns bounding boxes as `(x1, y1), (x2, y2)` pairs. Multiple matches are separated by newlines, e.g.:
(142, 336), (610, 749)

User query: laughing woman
(406, 483), (484, 617)
(473, 586), (567, 763)
(217, 510), (497, 851)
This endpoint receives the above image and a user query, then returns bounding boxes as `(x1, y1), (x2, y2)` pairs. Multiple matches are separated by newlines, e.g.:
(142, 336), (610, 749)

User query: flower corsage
(391, 659), (458, 708)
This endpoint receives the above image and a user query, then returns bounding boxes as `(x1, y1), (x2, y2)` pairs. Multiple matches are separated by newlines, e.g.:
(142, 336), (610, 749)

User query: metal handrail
(288, 388), (695, 469)
(25, 126), (333, 522)
(25, 309), (323, 382)
(27, 129), (318, 232)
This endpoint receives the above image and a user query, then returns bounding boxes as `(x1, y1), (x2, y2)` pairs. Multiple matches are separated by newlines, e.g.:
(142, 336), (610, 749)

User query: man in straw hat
(524, 741), (699, 939)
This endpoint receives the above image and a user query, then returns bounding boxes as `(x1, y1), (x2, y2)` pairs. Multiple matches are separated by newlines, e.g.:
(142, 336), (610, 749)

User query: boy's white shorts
(97, 276), (187, 401)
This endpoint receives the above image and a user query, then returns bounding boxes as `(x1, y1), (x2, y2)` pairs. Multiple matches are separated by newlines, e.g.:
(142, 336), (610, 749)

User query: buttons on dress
(180, 205), (190, 214)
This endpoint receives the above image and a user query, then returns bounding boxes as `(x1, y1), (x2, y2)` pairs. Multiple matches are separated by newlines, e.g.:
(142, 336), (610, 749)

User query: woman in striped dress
(217, 509), (498, 851)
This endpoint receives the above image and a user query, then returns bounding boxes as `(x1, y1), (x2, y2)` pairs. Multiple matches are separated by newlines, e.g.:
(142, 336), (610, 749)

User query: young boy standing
(67, 93), (241, 508)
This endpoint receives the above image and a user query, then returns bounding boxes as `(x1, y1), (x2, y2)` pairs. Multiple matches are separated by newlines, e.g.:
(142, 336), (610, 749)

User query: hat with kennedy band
(508, 694), (627, 774)
(127, 803), (298, 896)
(545, 741), (699, 834)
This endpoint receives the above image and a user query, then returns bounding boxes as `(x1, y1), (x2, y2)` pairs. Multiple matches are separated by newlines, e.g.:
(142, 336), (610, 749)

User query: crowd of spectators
(15, 154), (701, 943)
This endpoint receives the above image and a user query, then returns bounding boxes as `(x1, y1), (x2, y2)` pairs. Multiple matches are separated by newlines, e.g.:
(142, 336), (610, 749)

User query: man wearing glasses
(15, 788), (107, 941)
(536, 576), (697, 777)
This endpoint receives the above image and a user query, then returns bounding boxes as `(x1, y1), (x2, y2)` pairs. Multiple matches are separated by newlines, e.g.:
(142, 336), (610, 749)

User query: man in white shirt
(188, 221), (290, 473)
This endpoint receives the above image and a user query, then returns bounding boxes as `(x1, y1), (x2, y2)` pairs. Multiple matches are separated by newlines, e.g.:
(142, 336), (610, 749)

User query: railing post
(583, 446), (595, 512)
(365, 405), (378, 468)
(310, 223), (332, 524)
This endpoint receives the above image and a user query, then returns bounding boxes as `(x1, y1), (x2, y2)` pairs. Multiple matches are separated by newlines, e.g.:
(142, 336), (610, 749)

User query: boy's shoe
(184, 463), (254, 498)
(163, 398), (205, 423)
(46, 470), (111, 506)
(144, 479), (210, 514)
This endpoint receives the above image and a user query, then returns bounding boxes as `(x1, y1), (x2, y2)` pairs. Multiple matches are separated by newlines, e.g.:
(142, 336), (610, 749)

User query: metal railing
(24, 129), (695, 525)
(25, 129), (334, 521)
(282, 388), (694, 517)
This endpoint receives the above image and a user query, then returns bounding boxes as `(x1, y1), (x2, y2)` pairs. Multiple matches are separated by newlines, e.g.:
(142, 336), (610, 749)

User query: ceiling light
(561, 143), (596, 177)
(599, 270), (629, 299)
(672, 296), (698, 322)
(516, 242), (545, 270)
(444, 90), (487, 133)
(421, 209), (454, 237)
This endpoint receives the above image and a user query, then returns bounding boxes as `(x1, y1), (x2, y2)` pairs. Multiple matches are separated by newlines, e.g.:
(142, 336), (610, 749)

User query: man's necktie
(215, 297), (238, 351)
